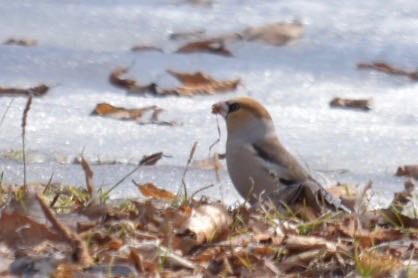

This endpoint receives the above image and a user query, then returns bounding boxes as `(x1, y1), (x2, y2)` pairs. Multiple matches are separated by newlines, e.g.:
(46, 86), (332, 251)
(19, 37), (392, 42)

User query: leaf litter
(175, 21), (304, 56)
(109, 66), (240, 96)
(91, 102), (176, 126)
(0, 160), (417, 277)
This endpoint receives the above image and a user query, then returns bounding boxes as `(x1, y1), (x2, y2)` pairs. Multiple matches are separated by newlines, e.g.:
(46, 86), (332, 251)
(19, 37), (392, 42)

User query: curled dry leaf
(139, 152), (164, 166)
(330, 97), (372, 111)
(241, 21), (304, 46)
(0, 84), (49, 97)
(180, 204), (232, 245)
(176, 39), (233, 57)
(131, 45), (163, 53)
(163, 69), (240, 96)
(4, 38), (37, 47)
(109, 67), (137, 89)
(80, 156), (96, 200)
(109, 67), (157, 94)
(395, 165), (418, 179)
(91, 102), (173, 125)
(138, 182), (176, 202)
(357, 62), (418, 81)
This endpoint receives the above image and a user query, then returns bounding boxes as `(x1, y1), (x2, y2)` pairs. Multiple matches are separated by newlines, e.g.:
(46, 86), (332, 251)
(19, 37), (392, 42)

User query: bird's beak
(212, 101), (229, 118)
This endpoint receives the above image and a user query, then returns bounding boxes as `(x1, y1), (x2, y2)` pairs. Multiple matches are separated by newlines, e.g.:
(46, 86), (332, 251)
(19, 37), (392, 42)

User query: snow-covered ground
(0, 0), (417, 206)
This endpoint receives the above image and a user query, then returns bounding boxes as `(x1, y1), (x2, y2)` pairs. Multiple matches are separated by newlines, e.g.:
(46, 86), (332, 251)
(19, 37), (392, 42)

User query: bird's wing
(252, 138), (351, 213)
(251, 137), (310, 184)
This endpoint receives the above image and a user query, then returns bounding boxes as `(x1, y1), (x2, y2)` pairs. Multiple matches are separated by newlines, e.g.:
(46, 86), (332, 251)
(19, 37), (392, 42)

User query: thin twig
(36, 192), (93, 267)
(21, 95), (33, 190)
(190, 184), (215, 200)
(208, 115), (221, 157)
(105, 152), (163, 196)
(180, 142), (198, 200)
(42, 172), (55, 194)
(0, 98), (14, 129)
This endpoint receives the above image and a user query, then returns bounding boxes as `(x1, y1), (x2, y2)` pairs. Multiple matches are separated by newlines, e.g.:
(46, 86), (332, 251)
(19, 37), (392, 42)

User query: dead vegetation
(109, 66), (240, 96)
(3, 38), (37, 47)
(0, 163), (416, 277)
(330, 97), (373, 111)
(357, 62), (418, 81)
(0, 84), (49, 97)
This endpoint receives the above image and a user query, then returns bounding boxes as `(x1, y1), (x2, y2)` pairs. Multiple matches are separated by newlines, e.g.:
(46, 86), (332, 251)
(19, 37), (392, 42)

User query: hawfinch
(212, 96), (349, 213)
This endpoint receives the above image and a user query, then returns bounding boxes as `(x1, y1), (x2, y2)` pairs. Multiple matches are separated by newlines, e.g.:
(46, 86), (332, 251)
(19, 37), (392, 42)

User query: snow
(0, 0), (417, 206)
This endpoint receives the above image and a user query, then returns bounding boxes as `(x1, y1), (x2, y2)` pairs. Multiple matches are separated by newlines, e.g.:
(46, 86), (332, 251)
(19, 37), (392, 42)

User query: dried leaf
(0, 212), (62, 249)
(131, 45), (163, 53)
(140, 152), (163, 166)
(180, 204), (232, 245)
(162, 69), (240, 96)
(0, 84), (49, 97)
(109, 67), (137, 89)
(330, 97), (372, 111)
(91, 102), (170, 125)
(80, 156), (95, 200)
(396, 165), (418, 179)
(4, 38), (37, 47)
(176, 39), (233, 56)
(138, 182), (176, 201)
(241, 21), (304, 46)
(284, 235), (341, 253)
(358, 62), (418, 81)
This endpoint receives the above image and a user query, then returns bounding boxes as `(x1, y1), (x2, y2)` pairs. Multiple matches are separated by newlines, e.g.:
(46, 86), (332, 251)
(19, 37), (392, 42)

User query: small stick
(190, 184), (215, 200)
(42, 172), (55, 194)
(36, 193), (93, 267)
(208, 115), (221, 157)
(105, 152), (163, 195)
(21, 95), (33, 190)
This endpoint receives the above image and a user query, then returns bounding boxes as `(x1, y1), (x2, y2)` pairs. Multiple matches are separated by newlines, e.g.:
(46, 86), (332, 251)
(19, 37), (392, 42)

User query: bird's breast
(225, 142), (281, 202)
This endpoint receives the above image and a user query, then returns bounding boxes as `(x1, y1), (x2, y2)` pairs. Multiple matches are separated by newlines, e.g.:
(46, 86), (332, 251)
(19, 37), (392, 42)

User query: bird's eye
(228, 103), (240, 113)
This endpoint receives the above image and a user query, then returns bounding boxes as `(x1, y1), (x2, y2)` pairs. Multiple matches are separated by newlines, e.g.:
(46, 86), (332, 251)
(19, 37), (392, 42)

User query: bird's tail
(302, 178), (351, 213)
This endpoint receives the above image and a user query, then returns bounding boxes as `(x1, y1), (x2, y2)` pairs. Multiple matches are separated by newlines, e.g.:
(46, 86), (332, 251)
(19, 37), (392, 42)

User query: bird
(212, 96), (350, 213)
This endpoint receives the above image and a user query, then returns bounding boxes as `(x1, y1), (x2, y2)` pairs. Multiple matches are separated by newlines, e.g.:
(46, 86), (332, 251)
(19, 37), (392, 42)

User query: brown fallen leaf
(395, 165), (418, 179)
(0, 84), (49, 97)
(109, 67), (158, 94)
(241, 21), (304, 46)
(109, 67), (138, 89)
(329, 97), (372, 111)
(91, 102), (173, 125)
(4, 38), (37, 47)
(131, 45), (163, 53)
(138, 182), (177, 202)
(162, 69), (240, 96)
(0, 212), (63, 249)
(179, 204), (232, 245)
(140, 152), (164, 166)
(357, 62), (418, 81)
(176, 39), (233, 57)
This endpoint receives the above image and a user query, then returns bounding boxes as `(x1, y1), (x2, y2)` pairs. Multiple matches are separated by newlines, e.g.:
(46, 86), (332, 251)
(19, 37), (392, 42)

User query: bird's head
(212, 97), (275, 141)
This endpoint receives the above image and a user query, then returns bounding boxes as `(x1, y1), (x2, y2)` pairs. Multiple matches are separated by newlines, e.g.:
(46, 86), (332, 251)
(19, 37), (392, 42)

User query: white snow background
(0, 0), (417, 206)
